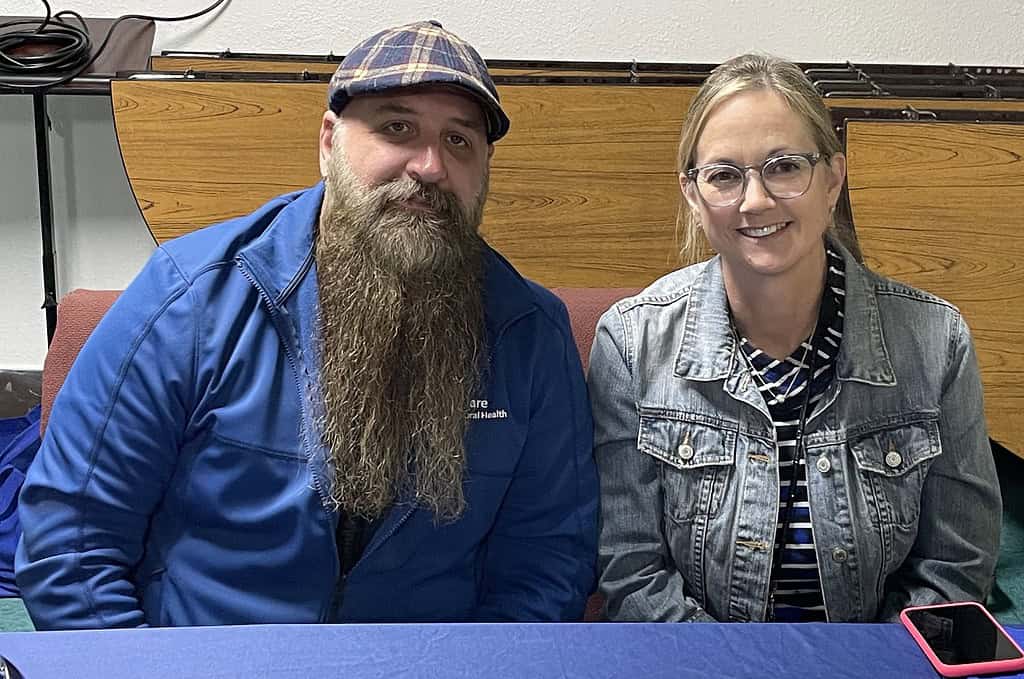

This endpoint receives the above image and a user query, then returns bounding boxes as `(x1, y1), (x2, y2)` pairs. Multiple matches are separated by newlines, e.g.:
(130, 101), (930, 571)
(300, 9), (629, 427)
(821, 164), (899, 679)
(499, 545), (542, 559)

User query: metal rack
(0, 16), (154, 343)
(156, 51), (1024, 96)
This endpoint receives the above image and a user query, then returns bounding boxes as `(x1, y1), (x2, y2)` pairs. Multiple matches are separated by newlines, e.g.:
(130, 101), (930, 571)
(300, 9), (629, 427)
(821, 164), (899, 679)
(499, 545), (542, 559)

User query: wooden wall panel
(112, 81), (693, 286)
(111, 79), (1024, 453)
(112, 82), (326, 236)
(827, 97), (1024, 112)
(846, 121), (1024, 453)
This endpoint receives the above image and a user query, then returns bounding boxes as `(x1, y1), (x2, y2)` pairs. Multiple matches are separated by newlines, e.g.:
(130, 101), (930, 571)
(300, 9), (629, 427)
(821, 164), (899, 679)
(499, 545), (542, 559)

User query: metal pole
(32, 92), (58, 343)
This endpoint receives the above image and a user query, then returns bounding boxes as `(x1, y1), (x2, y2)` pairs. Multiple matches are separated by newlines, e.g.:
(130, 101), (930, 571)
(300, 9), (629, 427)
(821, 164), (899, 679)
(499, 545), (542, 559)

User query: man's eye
(447, 133), (470, 148)
(382, 121), (412, 135)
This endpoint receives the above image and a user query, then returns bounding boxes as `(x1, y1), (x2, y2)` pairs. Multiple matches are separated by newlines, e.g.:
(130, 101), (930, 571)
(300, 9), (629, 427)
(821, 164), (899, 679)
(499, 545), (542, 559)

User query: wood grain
(112, 81), (693, 286)
(111, 79), (1024, 454)
(847, 121), (1024, 453)
(826, 97), (1024, 112)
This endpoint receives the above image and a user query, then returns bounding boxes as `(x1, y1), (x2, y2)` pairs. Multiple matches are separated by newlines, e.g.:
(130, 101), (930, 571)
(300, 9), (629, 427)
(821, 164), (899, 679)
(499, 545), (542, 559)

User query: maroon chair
(552, 287), (640, 621)
(40, 289), (121, 433)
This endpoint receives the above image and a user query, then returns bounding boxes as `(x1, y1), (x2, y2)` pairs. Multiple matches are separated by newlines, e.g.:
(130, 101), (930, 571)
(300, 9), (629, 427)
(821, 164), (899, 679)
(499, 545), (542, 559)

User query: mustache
(369, 177), (464, 220)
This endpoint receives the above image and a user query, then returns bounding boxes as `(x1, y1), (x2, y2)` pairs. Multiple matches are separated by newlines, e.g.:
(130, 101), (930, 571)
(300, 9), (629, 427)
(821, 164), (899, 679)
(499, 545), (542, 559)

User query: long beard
(315, 151), (488, 522)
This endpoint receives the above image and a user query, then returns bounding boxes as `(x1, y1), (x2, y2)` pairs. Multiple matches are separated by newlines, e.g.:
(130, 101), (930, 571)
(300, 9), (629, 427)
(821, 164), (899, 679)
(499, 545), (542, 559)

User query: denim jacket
(590, 241), (1001, 622)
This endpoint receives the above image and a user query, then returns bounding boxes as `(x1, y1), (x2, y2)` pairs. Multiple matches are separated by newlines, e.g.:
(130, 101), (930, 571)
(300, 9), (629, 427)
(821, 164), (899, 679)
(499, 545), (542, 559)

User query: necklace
(734, 321), (817, 405)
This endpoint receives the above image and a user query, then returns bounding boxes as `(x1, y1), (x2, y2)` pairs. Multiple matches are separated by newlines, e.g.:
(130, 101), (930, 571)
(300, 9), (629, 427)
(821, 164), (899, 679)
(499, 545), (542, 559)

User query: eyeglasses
(686, 152), (822, 208)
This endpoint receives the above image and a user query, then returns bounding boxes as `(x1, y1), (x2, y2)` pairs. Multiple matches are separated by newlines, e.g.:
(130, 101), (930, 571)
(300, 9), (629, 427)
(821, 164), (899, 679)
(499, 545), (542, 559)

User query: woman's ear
(826, 152), (847, 209)
(679, 172), (701, 213)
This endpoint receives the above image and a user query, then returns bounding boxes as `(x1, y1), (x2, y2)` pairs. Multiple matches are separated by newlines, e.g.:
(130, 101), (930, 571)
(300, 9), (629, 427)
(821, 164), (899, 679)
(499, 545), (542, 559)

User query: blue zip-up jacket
(16, 184), (599, 629)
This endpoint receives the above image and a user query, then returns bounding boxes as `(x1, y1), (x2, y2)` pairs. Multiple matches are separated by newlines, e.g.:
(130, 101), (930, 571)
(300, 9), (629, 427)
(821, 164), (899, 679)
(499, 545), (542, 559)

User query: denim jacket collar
(833, 241), (897, 386)
(673, 256), (738, 382)
(673, 238), (896, 387)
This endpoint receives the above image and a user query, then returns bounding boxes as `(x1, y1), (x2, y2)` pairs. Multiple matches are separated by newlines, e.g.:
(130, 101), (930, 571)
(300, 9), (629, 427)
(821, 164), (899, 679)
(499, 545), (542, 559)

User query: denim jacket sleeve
(878, 313), (1001, 620)
(589, 306), (716, 622)
(15, 248), (195, 629)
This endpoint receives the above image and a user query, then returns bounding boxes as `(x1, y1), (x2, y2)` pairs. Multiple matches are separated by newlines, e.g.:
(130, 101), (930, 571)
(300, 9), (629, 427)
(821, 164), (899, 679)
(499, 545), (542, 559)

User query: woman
(590, 54), (1001, 623)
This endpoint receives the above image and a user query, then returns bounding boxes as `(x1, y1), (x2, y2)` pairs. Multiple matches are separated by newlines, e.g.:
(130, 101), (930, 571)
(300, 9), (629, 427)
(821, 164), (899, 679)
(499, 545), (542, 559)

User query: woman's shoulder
(608, 259), (712, 316)
(847, 261), (973, 363)
(853, 263), (964, 328)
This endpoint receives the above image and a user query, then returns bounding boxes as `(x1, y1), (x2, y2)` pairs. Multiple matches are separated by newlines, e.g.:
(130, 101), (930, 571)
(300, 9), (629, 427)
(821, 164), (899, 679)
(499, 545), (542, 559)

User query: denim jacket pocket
(638, 407), (736, 523)
(848, 418), (941, 529)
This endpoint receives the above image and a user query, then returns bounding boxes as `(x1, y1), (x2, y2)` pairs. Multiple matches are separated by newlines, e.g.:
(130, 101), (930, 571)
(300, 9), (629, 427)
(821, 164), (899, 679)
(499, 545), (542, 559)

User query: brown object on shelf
(0, 15), (154, 79)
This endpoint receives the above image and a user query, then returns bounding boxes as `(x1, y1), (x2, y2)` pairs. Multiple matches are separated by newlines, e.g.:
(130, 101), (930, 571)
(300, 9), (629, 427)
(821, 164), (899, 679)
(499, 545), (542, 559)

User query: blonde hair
(676, 54), (850, 265)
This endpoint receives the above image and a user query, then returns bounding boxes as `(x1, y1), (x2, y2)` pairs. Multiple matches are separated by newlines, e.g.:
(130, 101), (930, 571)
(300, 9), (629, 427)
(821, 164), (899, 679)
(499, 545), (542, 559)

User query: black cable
(0, 0), (231, 91)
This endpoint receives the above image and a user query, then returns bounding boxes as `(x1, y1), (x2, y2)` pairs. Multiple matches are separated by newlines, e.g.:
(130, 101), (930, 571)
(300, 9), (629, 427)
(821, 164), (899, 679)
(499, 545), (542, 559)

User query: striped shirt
(736, 247), (846, 622)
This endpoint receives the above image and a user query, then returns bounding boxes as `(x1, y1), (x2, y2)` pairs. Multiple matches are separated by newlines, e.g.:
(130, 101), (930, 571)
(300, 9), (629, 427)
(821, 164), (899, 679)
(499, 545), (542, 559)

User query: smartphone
(901, 602), (1024, 677)
(0, 656), (21, 679)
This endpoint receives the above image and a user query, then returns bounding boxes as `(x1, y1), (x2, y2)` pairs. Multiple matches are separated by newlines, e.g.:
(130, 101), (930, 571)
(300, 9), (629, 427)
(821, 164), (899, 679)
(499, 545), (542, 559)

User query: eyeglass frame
(684, 152), (823, 207)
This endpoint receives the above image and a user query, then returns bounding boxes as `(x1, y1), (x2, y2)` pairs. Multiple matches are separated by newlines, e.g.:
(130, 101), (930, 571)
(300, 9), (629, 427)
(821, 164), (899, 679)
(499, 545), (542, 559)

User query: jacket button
(832, 547), (848, 563)
(815, 456), (832, 474)
(885, 451), (903, 468)
(678, 443), (695, 461)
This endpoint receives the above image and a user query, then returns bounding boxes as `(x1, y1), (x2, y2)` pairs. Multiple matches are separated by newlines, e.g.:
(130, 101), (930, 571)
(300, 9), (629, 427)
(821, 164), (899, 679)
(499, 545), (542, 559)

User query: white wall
(7, 0), (1024, 63)
(2, 94), (156, 369)
(2, 0), (1023, 368)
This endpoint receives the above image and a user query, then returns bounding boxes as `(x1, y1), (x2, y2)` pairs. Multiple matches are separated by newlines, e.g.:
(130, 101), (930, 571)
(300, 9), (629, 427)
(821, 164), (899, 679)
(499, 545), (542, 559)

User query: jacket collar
(673, 237), (895, 386)
(673, 257), (737, 381)
(236, 182), (322, 307)
(833, 241), (896, 386)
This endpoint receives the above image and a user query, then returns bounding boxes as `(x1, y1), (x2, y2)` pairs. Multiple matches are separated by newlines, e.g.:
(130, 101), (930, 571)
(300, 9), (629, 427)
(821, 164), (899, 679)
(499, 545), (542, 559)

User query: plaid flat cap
(328, 20), (510, 143)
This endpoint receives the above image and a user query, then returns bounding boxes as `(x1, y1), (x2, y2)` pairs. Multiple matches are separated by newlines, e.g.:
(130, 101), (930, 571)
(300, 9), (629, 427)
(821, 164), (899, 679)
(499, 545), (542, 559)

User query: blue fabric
(0, 622), (1021, 679)
(16, 184), (597, 629)
(0, 406), (40, 598)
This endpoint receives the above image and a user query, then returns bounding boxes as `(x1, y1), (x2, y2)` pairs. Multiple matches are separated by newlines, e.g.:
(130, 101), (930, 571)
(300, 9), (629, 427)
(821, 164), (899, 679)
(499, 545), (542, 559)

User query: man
(16, 20), (598, 629)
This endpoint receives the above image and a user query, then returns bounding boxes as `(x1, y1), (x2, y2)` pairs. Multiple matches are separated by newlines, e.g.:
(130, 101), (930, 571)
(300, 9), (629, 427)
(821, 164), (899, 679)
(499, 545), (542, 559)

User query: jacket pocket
(848, 417), (941, 529)
(638, 407), (736, 523)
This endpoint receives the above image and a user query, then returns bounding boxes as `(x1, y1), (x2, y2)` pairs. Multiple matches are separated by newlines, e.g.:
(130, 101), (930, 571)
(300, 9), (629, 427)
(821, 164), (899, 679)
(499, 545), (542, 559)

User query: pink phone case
(900, 602), (1024, 677)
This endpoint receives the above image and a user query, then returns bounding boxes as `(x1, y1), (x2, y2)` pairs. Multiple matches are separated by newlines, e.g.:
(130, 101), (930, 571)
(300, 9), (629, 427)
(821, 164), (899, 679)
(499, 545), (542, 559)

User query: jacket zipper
(235, 259), (338, 622)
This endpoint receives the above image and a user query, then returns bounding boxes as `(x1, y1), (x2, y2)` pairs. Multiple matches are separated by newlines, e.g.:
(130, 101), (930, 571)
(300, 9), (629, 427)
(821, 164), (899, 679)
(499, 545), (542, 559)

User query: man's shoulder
(157, 188), (310, 281)
(482, 247), (569, 332)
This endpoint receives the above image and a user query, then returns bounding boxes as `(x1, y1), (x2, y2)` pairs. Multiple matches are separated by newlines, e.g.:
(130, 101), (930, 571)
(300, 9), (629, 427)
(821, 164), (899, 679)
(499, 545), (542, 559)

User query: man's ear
(319, 110), (339, 177)
(487, 144), (494, 161)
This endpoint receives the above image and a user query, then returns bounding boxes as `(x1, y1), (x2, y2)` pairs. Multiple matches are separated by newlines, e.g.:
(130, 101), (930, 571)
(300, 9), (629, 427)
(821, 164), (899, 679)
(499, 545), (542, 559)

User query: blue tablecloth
(1, 621), (1022, 678)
